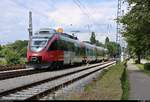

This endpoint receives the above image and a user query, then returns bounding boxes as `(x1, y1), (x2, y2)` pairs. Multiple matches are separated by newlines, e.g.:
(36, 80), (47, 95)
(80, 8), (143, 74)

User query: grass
(65, 63), (127, 100)
(136, 64), (150, 76)
(121, 67), (129, 100)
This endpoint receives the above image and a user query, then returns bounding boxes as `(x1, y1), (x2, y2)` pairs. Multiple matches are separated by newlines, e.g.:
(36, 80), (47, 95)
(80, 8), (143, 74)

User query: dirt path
(127, 60), (150, 100)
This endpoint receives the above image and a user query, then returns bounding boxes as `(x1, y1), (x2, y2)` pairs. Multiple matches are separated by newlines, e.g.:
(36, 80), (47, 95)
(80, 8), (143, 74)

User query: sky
(0, 0), (123, 45)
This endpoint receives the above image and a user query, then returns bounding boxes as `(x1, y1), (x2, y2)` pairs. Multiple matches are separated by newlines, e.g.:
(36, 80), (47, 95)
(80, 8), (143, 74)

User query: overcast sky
(0, 0), (121, 45)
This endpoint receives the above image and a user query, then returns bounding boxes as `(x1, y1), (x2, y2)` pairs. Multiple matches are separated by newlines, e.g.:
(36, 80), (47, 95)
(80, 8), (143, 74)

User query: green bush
(5, 50), (20, 65)
(144, 63), (150, 70)
(20, 58), (27, 64)
(146, 56), (150, 60)
(135, 59), (139, 64)
(0, 59), (6, 65)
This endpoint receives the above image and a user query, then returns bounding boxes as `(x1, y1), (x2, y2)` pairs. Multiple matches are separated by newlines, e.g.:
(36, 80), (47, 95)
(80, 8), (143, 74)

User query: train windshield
(30, 38), (49, 52)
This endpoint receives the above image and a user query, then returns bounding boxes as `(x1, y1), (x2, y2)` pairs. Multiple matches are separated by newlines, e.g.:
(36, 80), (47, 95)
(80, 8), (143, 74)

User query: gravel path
(127, 59), (150, 100)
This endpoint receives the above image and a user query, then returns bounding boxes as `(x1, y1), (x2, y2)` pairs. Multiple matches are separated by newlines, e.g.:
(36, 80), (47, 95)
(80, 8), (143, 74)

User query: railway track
(0, 63), (102, 81)
(0, 68), (47, 80)
(0, 61), (115, 100)
(0, 62), (107, 81)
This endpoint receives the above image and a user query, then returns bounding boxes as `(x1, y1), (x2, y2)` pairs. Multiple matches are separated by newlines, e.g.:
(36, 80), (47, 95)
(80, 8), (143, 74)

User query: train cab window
(30, 39), (48, 52)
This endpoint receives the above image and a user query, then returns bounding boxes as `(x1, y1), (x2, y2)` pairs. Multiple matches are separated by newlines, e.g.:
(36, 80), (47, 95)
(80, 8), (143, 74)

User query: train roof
(35, 28), (57, 35)
(31, 34), (53, 39)
(34, 28), (78, 40)
(32, 28), (108, 51)
(83, 41), (107, 51)
(60, 33), (78, 40)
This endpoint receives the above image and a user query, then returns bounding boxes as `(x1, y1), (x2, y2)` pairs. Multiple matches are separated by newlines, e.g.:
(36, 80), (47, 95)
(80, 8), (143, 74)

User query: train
(27, 28), (109, 69)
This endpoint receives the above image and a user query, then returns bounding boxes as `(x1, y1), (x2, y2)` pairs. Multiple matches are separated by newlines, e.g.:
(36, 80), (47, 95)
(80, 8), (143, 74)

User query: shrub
(144, 63), (150, 70)
(5, 50), (20, 65)
(147, 56), (150, 60)
(0, 59), (6, 65)
(135, 59), (139, 64)
(20, 58), (27, 64)
(123, 61), (127, 68)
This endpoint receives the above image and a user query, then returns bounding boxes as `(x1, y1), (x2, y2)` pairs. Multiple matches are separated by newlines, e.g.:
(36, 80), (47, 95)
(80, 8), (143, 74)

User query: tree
(105, 37), (109, 52)
(96, 40), (105, 47)
(0, 45), (2, 51)
(0, 40), (28, 64)
(120, 0), (150, 63)
(5, 49), (20, 65)
(6, 40), (28, 57)
(0, 45), (2, 57)
(106, 41), (121, 57)
(90, 32), (96, 44)
(105, 37), (109, 45)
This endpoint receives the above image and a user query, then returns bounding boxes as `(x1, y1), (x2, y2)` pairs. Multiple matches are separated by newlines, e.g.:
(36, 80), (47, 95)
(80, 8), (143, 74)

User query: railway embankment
(56, 62), (127, 100)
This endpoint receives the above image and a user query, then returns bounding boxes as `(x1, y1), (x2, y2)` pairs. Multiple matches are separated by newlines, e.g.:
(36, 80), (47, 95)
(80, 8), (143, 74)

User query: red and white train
(27, 28), (109, 69)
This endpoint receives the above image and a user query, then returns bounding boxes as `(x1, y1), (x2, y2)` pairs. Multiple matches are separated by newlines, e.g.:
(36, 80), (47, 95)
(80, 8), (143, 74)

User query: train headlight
(30, 56), (41, 63)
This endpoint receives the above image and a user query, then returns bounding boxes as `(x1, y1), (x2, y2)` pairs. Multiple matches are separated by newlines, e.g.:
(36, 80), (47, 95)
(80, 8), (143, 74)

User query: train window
(86, 48), (90, 56)
(74, 43), (80, 56)
(48, 40), (58, 51)
(61, 40), (68, 51)
(80, 47), (85, 56)
(48, 39), (69, 51)
(39, 31), (50, 34)
(57, 39), (68, 51)
(33, 40), (47, 46)
(57, 40), (62, 50)
(67, 41), (74, 51)
(30, 39), (48, 52)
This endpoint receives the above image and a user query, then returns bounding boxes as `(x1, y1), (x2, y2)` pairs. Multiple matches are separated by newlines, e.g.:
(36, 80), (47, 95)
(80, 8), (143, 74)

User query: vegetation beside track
(136, 64), (150, 76)
(121, 62), (129, 100)
(0, 40), (28, 65)
(64, 62), (128, 100)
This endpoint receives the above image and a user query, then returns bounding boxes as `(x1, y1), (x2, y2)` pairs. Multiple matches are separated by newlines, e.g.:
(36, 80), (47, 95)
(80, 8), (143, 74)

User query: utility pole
(28, 11), (33, 40)
(116, 0), (122, 61)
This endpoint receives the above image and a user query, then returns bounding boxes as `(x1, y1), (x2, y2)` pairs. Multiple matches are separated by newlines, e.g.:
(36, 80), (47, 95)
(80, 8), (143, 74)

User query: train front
(27, 28), (55, 69)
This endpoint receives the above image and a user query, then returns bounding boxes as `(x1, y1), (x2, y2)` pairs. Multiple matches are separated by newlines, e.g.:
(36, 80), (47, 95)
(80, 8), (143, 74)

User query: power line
(73, 0), (111, 34)
(73, 0), (93, 32)
(76, 0), (97, 26)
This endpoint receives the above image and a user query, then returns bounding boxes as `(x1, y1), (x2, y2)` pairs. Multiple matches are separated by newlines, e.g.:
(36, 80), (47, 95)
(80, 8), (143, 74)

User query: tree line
(120, 0), (150, 63)
(0, 40), (28, 65)
(90, 32), (121, 58)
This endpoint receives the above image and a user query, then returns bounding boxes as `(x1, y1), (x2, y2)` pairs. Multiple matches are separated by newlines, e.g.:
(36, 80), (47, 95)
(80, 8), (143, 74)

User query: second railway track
(0, 68), (47, 80)
(0, 61), (116, 100)
(0, 62), (108, 80)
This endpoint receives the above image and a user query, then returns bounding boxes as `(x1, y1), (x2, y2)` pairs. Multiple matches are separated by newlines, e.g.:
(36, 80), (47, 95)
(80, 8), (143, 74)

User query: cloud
(47, 0), (117, 33)
(0, 0), (118, 45)
(47, 6), (84, 26)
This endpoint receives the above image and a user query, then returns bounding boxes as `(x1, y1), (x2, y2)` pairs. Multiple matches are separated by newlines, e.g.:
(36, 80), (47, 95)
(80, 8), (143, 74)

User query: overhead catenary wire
(73, 0), (93, 32)
(73, 0), (113, 35)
